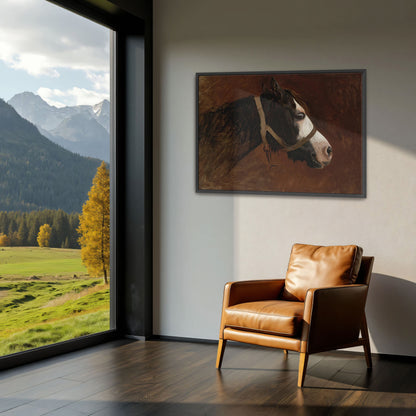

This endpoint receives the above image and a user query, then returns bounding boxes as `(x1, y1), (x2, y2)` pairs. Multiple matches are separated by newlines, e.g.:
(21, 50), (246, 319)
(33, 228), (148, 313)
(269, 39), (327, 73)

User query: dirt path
(0, 290), (9, 299)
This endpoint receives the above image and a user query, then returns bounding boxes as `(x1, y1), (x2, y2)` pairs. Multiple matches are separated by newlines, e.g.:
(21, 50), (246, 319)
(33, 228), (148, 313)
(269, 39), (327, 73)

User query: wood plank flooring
(0, 339), (415, 415)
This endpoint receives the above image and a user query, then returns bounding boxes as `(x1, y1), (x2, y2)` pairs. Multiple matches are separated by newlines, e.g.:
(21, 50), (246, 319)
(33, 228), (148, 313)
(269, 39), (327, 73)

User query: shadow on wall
(366, 274), (416, 357)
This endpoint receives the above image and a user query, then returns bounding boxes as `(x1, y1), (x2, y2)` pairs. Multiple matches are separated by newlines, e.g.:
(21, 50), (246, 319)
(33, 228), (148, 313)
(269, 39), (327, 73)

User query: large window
(0, 0), (112, 356)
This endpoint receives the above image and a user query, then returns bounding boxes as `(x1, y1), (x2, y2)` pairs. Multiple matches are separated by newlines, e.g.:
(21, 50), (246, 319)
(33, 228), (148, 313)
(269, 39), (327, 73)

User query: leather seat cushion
(224, 300), (304, 337)
(282, 244), (363, 302)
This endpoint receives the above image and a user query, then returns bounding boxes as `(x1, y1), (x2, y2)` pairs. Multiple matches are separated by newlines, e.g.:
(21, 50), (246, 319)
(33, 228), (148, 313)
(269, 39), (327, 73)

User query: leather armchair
(216, 244), (374, 387)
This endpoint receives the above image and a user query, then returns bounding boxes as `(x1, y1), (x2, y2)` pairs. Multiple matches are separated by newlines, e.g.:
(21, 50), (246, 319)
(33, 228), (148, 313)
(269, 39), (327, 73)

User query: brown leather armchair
(216, 244), (374, 387)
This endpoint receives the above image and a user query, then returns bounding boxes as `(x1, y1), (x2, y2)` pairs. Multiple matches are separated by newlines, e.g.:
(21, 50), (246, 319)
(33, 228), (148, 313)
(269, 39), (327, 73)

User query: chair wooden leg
(216, 339), (227, 369)
(297, 352), (309, 388)
(361, 315), (372, 369)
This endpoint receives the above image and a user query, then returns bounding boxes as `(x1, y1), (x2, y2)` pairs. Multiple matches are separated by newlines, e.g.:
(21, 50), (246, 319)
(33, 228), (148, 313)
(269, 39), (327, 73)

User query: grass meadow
(0, 247), (110, 356)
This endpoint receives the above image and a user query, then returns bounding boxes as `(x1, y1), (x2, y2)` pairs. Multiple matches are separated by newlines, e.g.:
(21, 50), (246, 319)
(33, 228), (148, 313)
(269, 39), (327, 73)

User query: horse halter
(254, 96), (317, 165)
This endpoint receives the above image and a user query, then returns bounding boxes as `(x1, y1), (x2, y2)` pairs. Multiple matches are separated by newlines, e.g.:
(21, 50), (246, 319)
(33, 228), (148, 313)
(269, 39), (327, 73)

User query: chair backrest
(355, 256), (374, 286)
(281, 244), (364, 302)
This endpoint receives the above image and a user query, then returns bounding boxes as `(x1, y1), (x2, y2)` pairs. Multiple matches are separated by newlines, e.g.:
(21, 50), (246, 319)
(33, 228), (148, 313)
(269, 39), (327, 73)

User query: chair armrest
(301, 284), (368, 353)
(218, 279), (285, 339)
(223, 279), (286, 308)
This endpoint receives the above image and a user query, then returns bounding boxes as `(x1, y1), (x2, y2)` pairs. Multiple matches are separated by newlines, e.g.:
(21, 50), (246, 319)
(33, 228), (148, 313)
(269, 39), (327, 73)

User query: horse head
(260, 78), (332, 168)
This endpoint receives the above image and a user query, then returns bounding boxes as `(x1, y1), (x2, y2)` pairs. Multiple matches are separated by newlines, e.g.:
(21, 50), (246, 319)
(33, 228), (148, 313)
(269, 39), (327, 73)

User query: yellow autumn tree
(78, 161), (110, 284)
(0, 233), (9, 247)
(37, 224), (52, 247)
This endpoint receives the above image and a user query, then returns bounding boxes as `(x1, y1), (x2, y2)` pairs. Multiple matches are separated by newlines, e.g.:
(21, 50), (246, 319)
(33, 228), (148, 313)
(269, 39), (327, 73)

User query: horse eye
(295, 112), (306, 120)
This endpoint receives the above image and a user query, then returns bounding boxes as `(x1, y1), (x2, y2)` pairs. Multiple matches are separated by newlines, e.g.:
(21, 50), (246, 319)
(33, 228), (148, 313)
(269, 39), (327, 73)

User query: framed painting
(196, 70), (366, 197)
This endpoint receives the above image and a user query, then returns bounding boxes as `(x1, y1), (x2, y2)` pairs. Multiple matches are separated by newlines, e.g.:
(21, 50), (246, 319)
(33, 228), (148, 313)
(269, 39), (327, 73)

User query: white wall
(153, 0), (416, 356)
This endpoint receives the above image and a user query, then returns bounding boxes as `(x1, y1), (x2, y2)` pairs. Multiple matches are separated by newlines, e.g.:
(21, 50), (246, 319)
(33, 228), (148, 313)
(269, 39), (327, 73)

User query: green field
(0, 246), (88, 278)
(0, 247), (110, 356)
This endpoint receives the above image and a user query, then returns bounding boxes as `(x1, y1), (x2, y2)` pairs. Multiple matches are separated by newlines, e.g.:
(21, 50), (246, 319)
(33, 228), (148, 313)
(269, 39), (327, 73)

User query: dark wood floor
(0, 339), (415, 416)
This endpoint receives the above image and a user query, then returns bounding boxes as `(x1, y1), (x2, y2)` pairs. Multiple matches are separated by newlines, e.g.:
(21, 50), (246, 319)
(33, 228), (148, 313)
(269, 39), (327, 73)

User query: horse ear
(271, 78), (283, 100)
(271, 78), (281, 92)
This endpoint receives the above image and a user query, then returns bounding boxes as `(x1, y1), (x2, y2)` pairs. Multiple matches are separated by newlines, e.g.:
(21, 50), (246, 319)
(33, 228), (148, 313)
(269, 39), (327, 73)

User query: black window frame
(0, 0), (153, 370)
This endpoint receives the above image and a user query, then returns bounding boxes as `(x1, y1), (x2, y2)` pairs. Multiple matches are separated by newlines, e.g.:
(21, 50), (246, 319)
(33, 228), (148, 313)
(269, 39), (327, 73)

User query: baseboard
(149, 334), (218, 344)
(148, 335), (416, 361)
(377, 353), (416, 362)
(2, 332), (413, 372)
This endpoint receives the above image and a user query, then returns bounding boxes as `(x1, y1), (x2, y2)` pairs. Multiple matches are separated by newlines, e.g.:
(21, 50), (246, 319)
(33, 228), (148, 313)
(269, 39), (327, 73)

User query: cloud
(0, 51), (61, 78)
(86, 72), (111, 92)
(38, 86), (109, 108)
(0, 0), (110, 76)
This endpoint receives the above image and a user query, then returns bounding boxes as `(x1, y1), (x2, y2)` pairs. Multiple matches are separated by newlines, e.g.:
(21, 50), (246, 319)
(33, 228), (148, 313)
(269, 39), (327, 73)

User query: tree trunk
(101, 211), (108, 284)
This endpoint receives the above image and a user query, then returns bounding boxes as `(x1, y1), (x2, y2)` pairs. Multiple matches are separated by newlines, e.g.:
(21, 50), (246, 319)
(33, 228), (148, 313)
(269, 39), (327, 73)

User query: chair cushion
(224, 300), (304, 337)
(281, 244), (363, 301)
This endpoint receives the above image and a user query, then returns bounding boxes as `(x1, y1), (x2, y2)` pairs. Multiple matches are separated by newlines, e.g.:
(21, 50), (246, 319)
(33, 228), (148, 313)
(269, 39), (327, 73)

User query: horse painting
(198, 78), (333, 188)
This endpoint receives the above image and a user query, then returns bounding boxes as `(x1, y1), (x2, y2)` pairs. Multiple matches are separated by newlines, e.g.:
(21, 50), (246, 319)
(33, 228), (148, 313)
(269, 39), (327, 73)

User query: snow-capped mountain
(93, 99), (110, 132)
(0, 98), (102, 212)
(8, 92), (110, 162)
(50, 113), (110, 162)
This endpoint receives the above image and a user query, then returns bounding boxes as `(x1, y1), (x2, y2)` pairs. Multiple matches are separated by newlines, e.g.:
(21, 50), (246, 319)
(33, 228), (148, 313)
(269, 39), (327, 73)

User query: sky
(0, 0), (110, 107)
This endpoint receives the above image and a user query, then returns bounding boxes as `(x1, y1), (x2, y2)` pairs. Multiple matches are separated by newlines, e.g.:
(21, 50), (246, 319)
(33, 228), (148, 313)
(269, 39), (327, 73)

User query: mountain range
(8, 92), (110, 162)
(0, 99), (102, 213)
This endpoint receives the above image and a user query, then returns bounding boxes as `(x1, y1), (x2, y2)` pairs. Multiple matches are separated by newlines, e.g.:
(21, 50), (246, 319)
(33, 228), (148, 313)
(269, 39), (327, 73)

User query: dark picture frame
(196, 70), (366, 197)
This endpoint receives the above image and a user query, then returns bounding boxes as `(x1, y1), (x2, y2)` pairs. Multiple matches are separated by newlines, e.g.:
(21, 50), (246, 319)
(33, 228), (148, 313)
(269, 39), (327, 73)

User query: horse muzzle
(310, 131), (333, 168)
